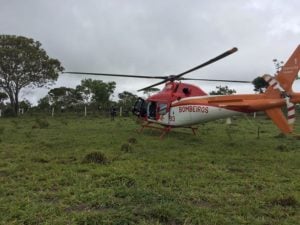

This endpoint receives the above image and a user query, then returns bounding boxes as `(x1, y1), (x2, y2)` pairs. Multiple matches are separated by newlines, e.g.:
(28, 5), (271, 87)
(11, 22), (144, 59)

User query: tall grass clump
(82, 151), (108, 164)
(34, 118), (49, 129)
(0, 126), (5, 135)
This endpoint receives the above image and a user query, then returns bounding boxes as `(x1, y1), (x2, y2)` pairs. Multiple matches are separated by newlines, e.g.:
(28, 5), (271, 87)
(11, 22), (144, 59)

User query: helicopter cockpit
(132, 98), (160, 120)
(132, 97), (147, 117)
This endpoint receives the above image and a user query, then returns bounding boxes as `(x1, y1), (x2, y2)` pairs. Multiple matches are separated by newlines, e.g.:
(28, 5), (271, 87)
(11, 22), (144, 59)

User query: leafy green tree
(0, 92), (8, 114)
(75, 84), (91, 105)
(0, 35), (64, 115)
(252, 77), (269, 93)
(209, 85), (236, 95)
(0, 92), (8, 104)
(48, 87), (78, 107)
(19, 99), (31, 112)
(118, 91), (138, 112)
(273, 59), (284, 75)
(37, 95), (51, 110)
(79, 79), (116, 108)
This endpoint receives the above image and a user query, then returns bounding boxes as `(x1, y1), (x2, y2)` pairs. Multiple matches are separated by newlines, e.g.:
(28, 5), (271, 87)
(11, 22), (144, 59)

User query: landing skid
(139, 122), (198, 139)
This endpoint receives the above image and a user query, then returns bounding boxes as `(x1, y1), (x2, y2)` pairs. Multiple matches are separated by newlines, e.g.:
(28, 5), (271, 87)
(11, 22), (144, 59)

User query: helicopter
(64, 45), (300, 137)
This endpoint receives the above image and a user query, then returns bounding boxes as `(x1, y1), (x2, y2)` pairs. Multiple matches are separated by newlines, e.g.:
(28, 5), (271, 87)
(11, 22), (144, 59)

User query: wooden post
(84, 105), (87, 117)
(226, 117), (232, 125)
(120, 106), (122, 117)
(51, 107), (54, 117)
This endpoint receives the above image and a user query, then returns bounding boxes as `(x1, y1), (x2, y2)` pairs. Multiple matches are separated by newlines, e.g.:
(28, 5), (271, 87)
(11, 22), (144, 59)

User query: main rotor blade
(137, 80), (167, 92)
(137, 47), (238, 91)
(180, 77), (251, 83)
(63, 71), (167, 79)
(174, 47), (238, 79)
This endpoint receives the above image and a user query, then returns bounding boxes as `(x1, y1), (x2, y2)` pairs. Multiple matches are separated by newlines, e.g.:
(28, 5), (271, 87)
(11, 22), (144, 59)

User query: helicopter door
(147, 101), (157, 120)
(157, 102), (170, 124)
(132, 97), (147, 117)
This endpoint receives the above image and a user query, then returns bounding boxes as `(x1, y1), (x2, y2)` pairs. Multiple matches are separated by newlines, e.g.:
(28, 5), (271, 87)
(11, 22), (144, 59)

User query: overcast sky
(1, 0), (300, 104)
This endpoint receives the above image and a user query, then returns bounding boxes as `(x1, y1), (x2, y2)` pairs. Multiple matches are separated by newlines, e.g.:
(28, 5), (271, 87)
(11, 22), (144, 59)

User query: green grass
(0, 115), (299, 225)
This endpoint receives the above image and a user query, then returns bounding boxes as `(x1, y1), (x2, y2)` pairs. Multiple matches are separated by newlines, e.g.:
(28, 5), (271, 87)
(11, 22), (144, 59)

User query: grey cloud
(1, 0), (300, 103)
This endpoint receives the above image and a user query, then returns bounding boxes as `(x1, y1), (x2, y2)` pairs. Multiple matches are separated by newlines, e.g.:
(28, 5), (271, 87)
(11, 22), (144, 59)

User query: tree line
(3, 34), (291, 117)
(0, 35), (142, 116)
(0, 34), (232, 117)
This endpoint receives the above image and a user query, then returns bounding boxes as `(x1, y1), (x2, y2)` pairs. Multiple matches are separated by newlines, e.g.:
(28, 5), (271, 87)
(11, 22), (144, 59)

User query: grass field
(0, 115), (299, 225)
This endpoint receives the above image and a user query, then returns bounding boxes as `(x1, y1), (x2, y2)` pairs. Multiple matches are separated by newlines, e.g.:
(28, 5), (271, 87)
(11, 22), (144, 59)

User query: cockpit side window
(158, 103), (168, 115)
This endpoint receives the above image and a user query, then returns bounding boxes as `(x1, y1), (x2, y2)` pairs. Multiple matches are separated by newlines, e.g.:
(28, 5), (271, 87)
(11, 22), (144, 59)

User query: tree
(0, 35), (64, 115)
(37, 95), (51, 111)
(19, 99), (31, 113)
(251, 59), (283, 93)
(0, 92), (8, 104)
(0, 92), (8, 114)
(273, 59), (284, 75)
(118, 91), (138, 111)
(79, 79), (116, 108)
(209, 85), (236, 95)
(252, 77), (268, 93)
(48, 87), (78, 107)
(75, 84), (92, 105)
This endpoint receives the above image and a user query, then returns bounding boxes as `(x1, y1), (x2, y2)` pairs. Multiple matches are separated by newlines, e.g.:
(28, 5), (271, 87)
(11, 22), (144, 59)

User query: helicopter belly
(168, 105), (242, 126)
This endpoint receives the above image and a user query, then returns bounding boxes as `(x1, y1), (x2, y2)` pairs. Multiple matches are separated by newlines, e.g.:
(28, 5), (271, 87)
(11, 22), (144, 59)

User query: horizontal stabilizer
(265, 108), (292, 134)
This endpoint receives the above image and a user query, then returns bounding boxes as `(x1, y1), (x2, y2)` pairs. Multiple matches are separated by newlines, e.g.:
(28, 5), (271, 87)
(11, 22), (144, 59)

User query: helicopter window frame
(158, 103), (168, 115)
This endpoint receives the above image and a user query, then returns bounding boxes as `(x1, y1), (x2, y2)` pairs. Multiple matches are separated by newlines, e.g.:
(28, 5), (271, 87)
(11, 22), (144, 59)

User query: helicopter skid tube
(139, 122), (198, 139)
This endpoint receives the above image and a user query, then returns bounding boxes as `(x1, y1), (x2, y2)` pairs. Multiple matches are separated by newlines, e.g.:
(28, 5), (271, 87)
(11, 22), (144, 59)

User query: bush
(121, 143), (133, 152)
(270, 196), (298, 207)
(0, 126), (5, 135)
(35, 118), (49, 128)
(82, 151), (108, 164)
(276, 144), (289, 152)
(128, 137), (137, 144)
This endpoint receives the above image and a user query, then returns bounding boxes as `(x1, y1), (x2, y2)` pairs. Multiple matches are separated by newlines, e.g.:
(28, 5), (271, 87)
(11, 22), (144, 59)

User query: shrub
(128, 137), (137, 144)
(82, 151), (108, 164)
(35, 118), (49, 128)
(121, 143), (133, 152)
(32, 124), (39, 129)
(270, 196), (298, 207)
(276, 144), (289, 152)
(0, 126), (4, 135)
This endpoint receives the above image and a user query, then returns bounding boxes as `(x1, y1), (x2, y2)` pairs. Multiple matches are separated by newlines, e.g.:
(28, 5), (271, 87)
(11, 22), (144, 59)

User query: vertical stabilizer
(263, 45), (300, 134)
(275, 45), (300, 92)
